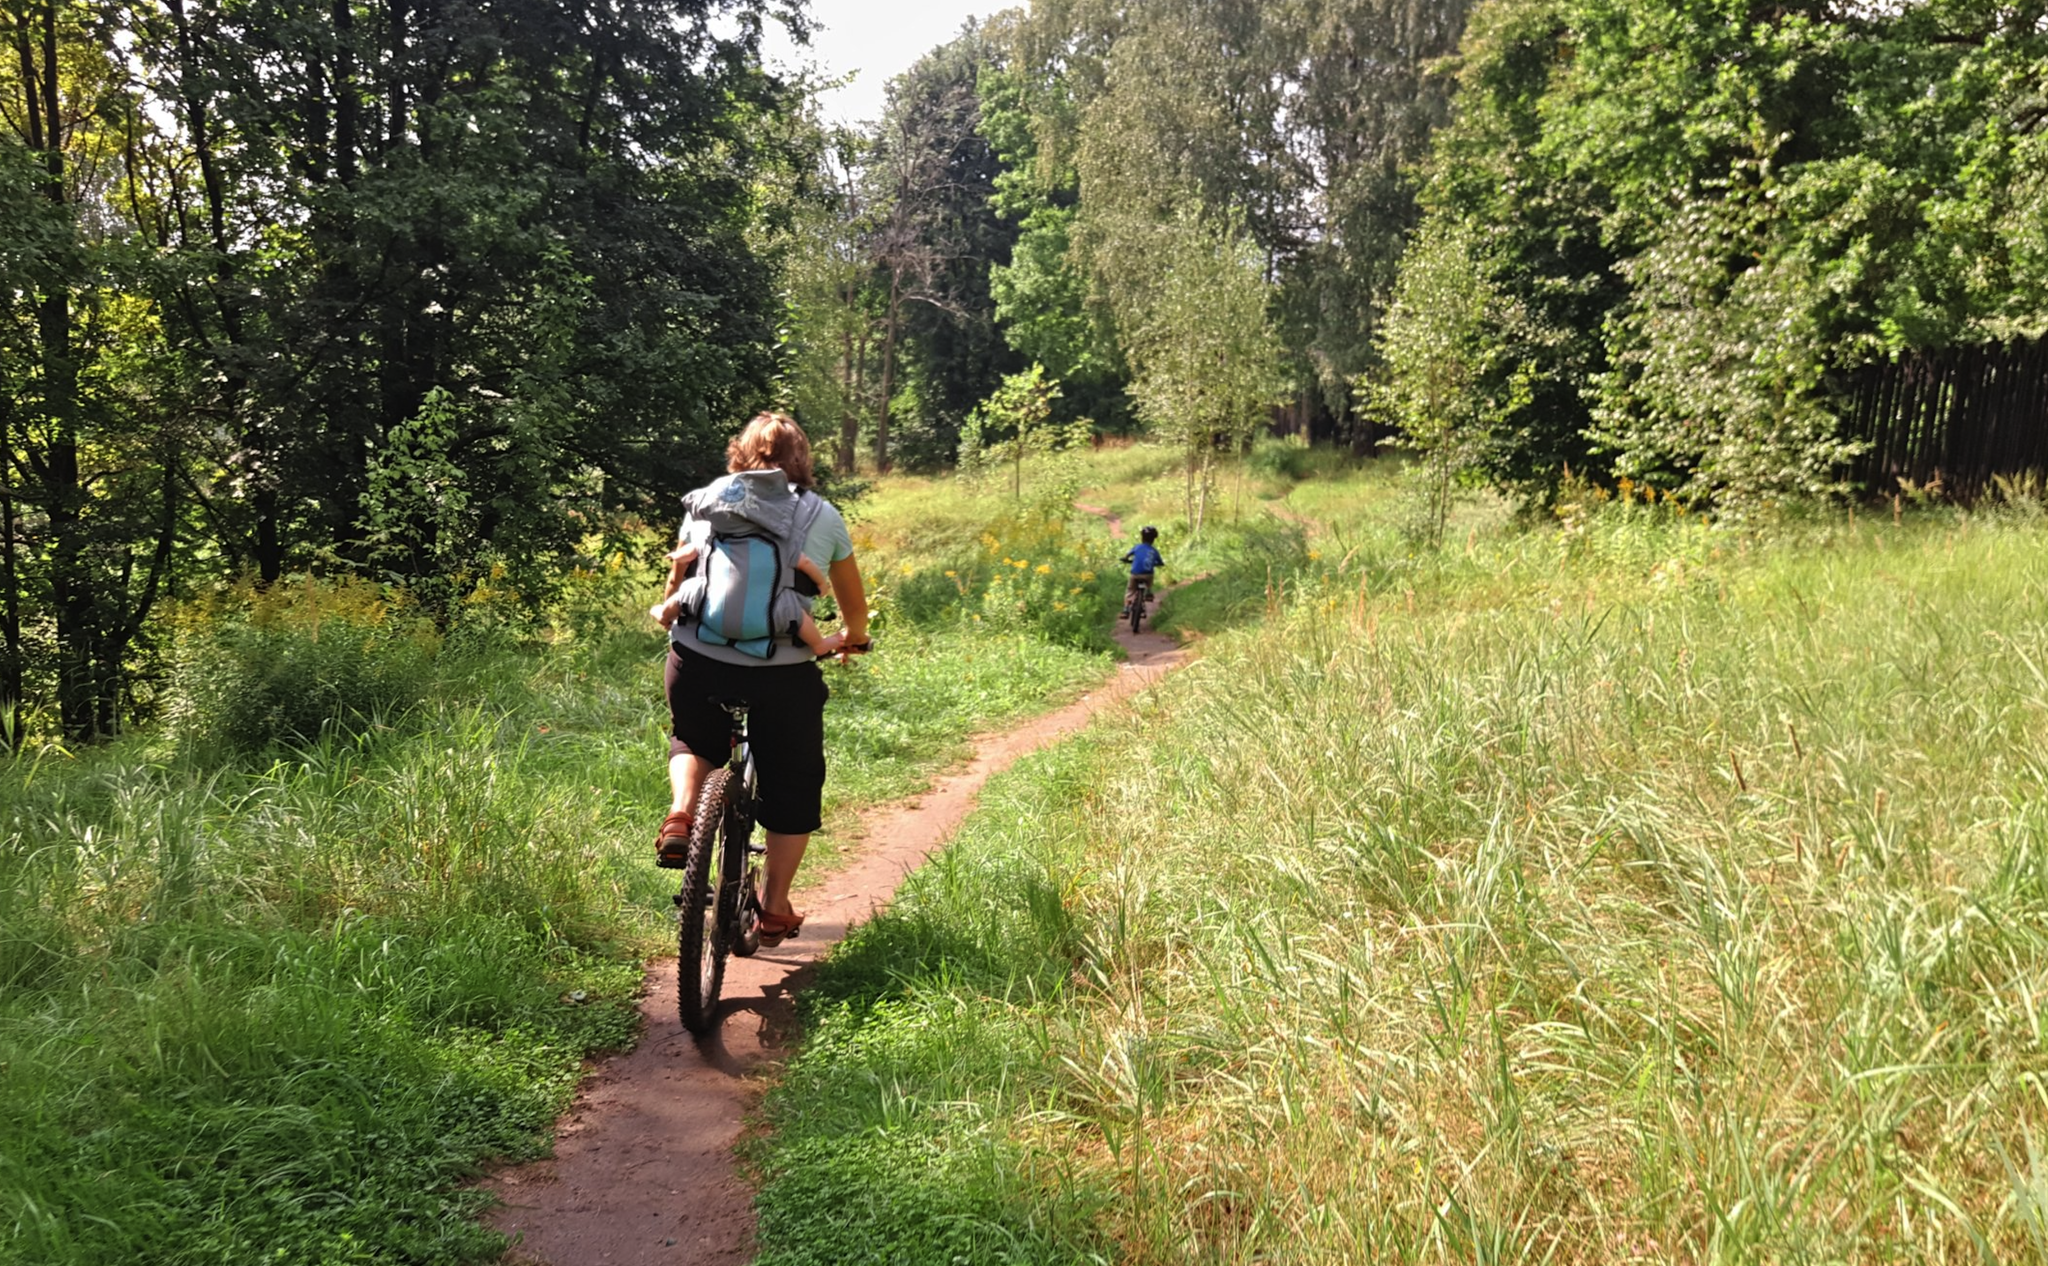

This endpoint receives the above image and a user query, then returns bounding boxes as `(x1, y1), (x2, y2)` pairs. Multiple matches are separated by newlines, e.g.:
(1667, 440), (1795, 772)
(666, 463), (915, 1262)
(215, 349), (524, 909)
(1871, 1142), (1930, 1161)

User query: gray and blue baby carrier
(669, 471), (825, 659)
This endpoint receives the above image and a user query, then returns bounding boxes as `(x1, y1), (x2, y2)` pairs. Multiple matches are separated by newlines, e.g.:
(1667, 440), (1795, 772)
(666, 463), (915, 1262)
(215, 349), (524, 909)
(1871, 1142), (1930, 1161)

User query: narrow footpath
(483, 603), (1189, 1265)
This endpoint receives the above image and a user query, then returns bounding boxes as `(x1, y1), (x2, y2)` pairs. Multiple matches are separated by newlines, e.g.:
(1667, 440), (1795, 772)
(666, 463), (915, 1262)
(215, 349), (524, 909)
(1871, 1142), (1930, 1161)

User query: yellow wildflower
(1308, 549), (1321, 561)
(1069, 587), (1081, 595)
(1036, 563), (1051, 575)
(1054, 602), (1067, 611)
(1013, 558), (1029, 569)
(944, 570), (957, 579)
(1079, 570), (1095, 582)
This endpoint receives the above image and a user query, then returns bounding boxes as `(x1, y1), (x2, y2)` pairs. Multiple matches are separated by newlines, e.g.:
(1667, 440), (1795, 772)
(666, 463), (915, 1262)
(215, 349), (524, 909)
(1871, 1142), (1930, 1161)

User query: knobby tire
(1130, 587), (1146, 635)
(677, 767), (733, 1035)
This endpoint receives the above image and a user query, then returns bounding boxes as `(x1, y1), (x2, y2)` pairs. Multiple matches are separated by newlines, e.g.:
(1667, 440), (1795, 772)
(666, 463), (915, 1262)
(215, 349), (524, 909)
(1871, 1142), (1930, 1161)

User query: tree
(0, 0), (810, 744)
(1370, 219), (1531, 542)
(138, 0), (802, 585)
(995, 0), (1474, 436)
(1390, 0), (2048, 507)
(1386, 0), (1619, 506)
(3, 0), (193, 740)
(1124, 211), (1288, 536)
(781, 123), (881, 475)
(864, 24), (1023, 473)
(957, 363), (1088, 501)
(978, 27), (1128, 431)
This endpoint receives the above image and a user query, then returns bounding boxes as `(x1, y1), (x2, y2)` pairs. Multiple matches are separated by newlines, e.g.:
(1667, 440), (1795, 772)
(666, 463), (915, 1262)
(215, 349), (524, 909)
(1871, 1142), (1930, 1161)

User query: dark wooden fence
(1839, 335), (2048, 502)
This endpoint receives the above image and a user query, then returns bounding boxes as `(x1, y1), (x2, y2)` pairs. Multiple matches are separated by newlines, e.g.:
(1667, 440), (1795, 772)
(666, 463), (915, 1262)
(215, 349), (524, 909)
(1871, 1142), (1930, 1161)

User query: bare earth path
(482, 608), (1189, 1265)
(1074, 501), (1123, 538)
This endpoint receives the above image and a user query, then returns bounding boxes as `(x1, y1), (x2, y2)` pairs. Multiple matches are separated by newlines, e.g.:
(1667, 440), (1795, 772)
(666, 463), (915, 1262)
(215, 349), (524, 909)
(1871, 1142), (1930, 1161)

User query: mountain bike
(1127, 575), (1154, 635)
(674, 644), (868, 1037)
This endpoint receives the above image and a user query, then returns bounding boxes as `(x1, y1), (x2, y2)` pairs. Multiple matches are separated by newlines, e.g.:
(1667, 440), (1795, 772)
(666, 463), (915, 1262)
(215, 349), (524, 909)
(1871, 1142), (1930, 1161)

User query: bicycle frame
(714, 701), (766, 958)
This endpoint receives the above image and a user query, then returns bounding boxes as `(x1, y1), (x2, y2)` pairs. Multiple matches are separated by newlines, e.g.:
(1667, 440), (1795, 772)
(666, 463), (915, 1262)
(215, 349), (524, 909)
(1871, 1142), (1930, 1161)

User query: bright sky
(762, 0), (1023, 129)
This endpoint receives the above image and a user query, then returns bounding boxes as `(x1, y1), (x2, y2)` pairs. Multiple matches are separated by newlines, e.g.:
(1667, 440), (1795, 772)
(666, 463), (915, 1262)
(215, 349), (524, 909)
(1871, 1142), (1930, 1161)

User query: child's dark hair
(1139, 525), (1159, 542)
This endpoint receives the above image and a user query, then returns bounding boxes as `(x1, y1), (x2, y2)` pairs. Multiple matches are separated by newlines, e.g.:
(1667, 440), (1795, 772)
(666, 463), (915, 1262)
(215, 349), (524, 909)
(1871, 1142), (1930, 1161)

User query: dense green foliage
(799, 0), (2047, 515)
(785, 0), (1478, 483)
(1002, 0), (1472, 428)
(2, 0), (807, 743)
(1388, 0), (2048, 506)
(755, 463), (2048, 1262)
(780, 25), (1025, 476)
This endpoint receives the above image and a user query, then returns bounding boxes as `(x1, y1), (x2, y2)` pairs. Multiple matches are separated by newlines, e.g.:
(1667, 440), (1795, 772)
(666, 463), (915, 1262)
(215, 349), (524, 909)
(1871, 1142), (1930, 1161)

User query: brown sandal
(757, 909), (804, 945)
(654, 810), (694, 869)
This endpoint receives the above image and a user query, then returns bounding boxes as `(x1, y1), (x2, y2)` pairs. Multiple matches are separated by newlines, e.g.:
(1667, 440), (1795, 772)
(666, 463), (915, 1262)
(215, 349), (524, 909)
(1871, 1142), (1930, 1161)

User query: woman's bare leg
(669, 749), (716, 815)
(761, 831), (809, 917)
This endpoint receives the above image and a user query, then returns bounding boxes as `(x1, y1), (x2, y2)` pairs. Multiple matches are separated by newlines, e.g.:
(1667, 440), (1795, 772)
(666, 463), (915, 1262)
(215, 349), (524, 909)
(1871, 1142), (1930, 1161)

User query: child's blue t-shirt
(1126, 543), (1162, 575)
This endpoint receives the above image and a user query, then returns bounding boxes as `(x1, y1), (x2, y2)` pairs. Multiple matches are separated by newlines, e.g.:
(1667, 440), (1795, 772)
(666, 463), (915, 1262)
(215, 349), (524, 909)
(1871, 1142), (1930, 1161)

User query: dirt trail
(483, 606), (1190, 1265)
(1074, 501), (1124, 538)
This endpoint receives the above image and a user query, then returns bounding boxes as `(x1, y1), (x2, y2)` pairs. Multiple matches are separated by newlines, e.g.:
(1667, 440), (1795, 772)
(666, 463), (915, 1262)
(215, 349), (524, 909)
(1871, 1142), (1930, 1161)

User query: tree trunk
(169, 0), (272, 580)
(0, 408), (22, 752)
(874, 268), (901, 475)
(42, 288), (93, 740)
(837, 319), (857, 474)
(20, 1), (97, 739)
(334, 0), (358, 185)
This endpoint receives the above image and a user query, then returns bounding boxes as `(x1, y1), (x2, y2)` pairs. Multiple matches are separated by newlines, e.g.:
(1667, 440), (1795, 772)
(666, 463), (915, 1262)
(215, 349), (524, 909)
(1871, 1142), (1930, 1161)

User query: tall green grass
(754, 474), (2048, 1264)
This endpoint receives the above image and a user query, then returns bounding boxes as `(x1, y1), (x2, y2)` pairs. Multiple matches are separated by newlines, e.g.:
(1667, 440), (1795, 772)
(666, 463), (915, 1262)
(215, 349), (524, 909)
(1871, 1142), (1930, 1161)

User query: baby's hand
(649, 600), (676, 629)
(814, 630), (847, 658)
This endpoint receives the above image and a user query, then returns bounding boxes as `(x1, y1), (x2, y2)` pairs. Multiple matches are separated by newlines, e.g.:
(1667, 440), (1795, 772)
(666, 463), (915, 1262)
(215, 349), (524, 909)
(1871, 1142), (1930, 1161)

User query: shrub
(166, 578), (440, 754)
(971, 510), (1120, 651)
(877, 508), (1121, 653)
(1247, 435), (1315, 481)
(549, 542), (663, 650)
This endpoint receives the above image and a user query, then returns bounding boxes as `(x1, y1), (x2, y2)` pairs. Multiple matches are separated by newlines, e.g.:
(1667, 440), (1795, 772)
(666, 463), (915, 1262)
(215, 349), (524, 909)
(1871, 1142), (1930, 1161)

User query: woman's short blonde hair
(726, 411), (815, 490)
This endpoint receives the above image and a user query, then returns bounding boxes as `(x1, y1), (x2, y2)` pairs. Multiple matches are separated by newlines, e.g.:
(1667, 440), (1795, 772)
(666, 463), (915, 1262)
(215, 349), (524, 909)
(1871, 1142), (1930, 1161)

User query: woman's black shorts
(664, 644), (830, 836)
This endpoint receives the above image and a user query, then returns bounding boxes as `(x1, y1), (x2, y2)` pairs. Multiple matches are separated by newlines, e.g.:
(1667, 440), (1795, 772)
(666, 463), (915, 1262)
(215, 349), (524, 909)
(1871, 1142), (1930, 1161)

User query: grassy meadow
(752, 461), (2048, 1264)
(0, 479), (1125, 1265)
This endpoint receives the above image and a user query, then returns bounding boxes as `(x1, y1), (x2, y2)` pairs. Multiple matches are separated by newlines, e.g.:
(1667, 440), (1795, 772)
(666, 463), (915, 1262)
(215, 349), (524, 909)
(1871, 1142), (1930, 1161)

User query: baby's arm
(650, 541), (699, 627)
(662, 542), (699, 597)
(797, 611), (844, 656)
(792, 556), (843, 654)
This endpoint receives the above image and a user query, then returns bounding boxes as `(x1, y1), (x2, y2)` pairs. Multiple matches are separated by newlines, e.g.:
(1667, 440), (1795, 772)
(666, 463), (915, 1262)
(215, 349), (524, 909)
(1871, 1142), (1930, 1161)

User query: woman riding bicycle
(652, 413), (870, 946)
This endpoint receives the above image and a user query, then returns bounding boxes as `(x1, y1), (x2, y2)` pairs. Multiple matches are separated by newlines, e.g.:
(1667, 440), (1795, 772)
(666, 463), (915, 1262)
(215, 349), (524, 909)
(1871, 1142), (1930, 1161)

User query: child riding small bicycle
(1122, 525), (1163, 617)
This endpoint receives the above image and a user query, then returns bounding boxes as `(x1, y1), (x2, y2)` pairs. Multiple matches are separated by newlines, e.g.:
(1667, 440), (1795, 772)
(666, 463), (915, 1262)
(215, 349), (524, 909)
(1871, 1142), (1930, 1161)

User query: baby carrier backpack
(669, 471), (825, 659)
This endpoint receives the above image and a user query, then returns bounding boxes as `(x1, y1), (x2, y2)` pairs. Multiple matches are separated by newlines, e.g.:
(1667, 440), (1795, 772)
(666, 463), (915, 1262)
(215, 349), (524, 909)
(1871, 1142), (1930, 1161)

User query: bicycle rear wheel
(1129, 585), (1146, 635)
(676, 767), (733, 1035)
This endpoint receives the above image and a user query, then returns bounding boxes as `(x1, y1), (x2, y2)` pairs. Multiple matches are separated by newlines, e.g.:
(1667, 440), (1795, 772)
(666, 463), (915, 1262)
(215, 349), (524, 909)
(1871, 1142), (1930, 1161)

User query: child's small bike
(674, 644), (867, 1037)
(1127, 575), (1154, 635)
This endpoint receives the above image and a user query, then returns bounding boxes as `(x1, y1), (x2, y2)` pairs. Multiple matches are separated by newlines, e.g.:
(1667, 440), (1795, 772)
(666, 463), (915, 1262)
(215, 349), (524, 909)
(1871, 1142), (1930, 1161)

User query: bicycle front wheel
(676, 767), (733, 1035)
